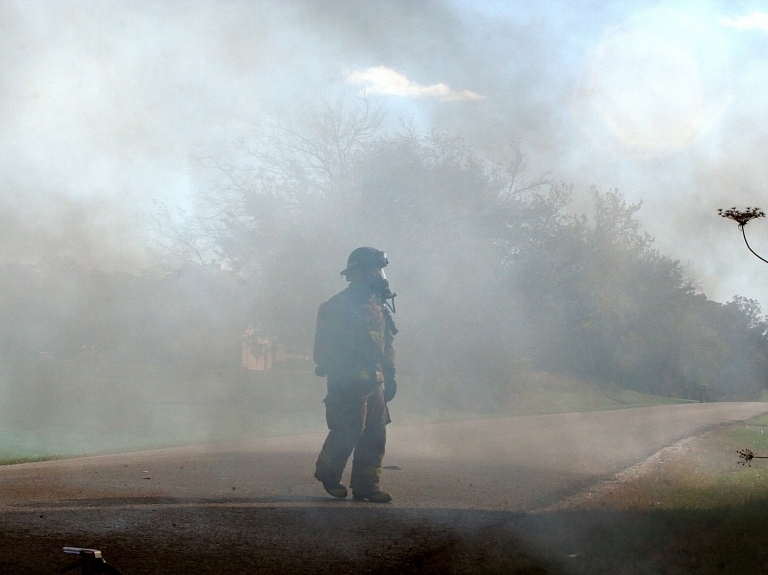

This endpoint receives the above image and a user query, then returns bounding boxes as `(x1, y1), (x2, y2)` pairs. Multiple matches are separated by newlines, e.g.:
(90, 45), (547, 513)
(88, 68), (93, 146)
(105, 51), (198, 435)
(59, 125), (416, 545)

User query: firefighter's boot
(315, 474), (348, 499)
(352, 490), (392, 503)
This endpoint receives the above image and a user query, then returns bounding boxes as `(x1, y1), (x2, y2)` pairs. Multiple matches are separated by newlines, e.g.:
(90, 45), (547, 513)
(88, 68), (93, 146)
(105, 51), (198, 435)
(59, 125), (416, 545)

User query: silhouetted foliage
(169, 100), (768, 403)
(0, 258), (252, 367)
(718, 206), (765, 227)
(12, 101), (761, 406)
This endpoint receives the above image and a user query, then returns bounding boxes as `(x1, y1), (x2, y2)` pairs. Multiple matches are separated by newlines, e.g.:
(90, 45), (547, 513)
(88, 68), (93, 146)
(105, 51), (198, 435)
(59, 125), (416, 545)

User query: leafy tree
(145, 99), (768, 405)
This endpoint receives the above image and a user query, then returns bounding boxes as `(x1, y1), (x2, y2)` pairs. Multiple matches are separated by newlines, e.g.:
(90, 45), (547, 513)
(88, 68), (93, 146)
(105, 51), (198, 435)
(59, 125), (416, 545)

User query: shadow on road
(22, 495), (336, 508)
(5, 499), (768, 574)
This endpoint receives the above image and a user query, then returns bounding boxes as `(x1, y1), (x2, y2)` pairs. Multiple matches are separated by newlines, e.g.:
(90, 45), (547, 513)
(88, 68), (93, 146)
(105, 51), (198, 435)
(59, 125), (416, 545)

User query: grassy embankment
(0, 361), (325, 463)
(402, 369), (689, 423)
(0, 360), (690, 464)
(519, 413), (768, 574)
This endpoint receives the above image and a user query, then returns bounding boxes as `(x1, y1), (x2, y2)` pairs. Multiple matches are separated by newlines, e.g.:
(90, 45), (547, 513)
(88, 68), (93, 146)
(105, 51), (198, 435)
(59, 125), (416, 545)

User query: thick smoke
(1, 0), (768, 460)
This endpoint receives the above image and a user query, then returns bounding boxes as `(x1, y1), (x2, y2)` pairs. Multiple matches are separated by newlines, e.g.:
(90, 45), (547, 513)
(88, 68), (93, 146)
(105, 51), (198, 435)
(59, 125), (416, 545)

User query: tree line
(2, 99), (765, 405)
(149, 99), (767, 403)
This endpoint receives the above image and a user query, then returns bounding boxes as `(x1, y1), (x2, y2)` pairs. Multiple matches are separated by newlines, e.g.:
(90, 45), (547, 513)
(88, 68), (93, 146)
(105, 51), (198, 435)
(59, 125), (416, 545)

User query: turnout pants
(315, 380), (390, 494)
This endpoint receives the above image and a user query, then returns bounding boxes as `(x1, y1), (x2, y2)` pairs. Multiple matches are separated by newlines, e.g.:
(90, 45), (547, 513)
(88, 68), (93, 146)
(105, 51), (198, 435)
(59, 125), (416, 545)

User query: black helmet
(340, 246), (388, 276)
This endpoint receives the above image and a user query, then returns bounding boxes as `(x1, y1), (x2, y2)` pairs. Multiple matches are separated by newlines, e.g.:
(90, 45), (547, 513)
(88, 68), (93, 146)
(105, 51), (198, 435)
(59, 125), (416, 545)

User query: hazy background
(3, 0), (768, 458)
(2, 0), (768, 299)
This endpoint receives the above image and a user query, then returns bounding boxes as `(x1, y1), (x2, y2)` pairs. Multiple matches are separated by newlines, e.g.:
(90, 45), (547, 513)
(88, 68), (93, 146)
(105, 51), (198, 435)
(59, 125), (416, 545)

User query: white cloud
(345, 66), (484, 101)
(721, 12), (768, 32)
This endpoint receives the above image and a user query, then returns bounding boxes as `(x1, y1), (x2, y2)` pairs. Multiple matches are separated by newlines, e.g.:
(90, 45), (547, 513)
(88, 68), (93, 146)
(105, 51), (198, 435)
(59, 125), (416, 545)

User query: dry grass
(570, 415), (768, 512)
(522, 415), (768, 574)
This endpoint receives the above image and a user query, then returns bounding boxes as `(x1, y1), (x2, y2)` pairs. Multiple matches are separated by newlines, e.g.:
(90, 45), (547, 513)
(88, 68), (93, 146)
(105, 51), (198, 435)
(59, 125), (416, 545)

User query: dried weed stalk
(737, 448), (768, 466)
(718, 207), (768, 264)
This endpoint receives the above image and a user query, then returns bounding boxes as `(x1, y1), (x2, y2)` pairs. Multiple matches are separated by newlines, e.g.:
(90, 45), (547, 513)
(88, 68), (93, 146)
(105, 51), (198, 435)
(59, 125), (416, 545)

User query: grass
(0, 361), (328, 463)
(513, 413), (768, 574)
(0, 454), (63, 466)
(576, 414), (768, 511)
(502, 372), (691, 415)
(400, 370), (692, 424)
(0, 360), (708, 464)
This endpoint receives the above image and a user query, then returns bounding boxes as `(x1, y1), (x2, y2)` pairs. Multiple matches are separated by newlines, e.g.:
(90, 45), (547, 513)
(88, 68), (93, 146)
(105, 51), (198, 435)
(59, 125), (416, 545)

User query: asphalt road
(1, 402), (767, 574)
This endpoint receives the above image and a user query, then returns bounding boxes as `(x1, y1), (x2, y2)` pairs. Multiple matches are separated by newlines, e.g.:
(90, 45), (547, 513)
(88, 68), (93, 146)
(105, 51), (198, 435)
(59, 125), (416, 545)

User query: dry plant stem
(741, 226), (768, 264)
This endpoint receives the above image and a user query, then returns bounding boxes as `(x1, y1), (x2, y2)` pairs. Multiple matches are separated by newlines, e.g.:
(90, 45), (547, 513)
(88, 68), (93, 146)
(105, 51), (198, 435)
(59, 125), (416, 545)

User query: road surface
(1, 402), (766, 574)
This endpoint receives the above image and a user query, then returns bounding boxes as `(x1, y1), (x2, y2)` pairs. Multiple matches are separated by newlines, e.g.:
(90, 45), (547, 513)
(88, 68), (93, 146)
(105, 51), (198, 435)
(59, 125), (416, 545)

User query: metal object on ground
(61, 547), (124, 575)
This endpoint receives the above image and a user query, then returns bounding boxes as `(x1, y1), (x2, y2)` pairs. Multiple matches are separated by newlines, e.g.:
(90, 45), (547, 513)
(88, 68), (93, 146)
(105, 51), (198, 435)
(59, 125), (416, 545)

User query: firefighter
(313, 247), (398, 503)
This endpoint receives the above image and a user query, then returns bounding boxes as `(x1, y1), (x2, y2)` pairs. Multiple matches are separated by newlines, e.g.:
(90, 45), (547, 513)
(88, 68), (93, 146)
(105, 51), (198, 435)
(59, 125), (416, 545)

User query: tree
(188, 100), (553, 361)
(198, 98), (386, 275)
(145, 99), (768, 405)
(149, 199), (218, 266)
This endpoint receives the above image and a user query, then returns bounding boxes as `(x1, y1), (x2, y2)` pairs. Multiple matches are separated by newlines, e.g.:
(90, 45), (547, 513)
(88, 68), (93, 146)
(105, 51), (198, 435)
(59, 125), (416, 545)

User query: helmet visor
(368, 267), (389, 292)
(376, 251), (389, 268)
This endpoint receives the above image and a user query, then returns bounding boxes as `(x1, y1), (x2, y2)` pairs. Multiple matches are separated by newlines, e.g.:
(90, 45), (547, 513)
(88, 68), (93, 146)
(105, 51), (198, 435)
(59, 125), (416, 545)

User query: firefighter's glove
(384, 379), (397, 402)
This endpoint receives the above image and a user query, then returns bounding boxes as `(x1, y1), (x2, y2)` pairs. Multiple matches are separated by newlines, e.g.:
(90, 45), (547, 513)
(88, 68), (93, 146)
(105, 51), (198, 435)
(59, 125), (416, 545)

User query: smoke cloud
(2, 0), (765, 300)
(1, 0), (768, 460)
